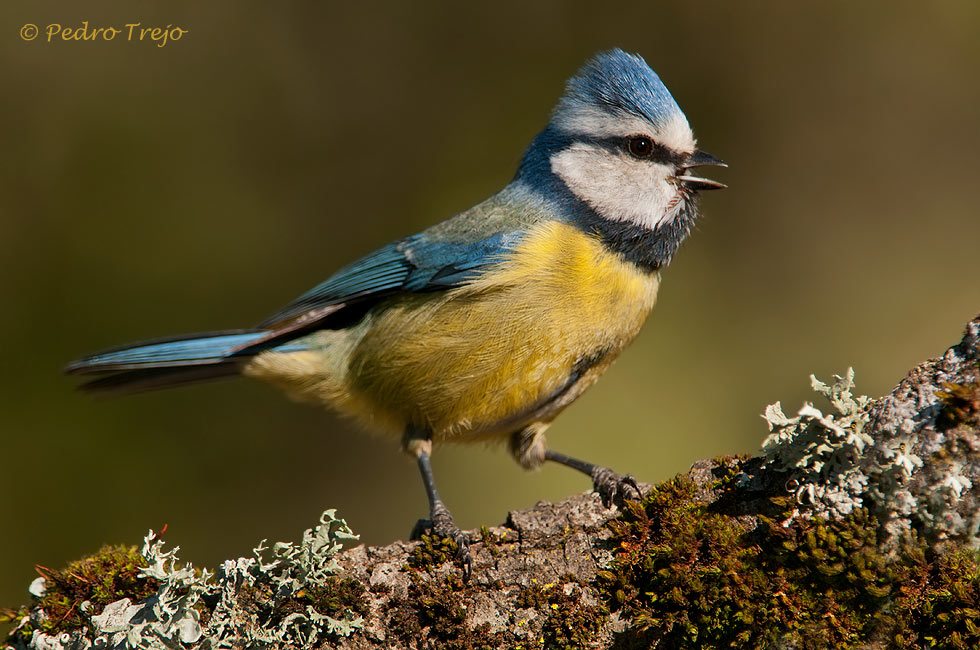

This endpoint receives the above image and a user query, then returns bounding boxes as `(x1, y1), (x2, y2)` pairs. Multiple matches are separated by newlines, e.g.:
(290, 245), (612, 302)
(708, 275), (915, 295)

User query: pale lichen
(761, 334), (980, 550)
(14, 510), (362, 650)
(762, 369), (878, 518)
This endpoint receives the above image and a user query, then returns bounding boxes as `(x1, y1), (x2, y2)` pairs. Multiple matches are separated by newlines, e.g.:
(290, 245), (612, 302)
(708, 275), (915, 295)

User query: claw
(590, 467), (642, 507)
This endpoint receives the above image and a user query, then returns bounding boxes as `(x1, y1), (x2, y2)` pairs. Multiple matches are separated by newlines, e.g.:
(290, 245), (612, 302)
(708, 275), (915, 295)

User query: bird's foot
(591, 466), (641, 507)
(410, 504), (472, 577)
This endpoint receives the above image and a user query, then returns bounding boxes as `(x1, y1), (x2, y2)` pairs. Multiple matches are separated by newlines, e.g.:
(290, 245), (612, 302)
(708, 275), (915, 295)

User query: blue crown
(558, 49), (683, 129)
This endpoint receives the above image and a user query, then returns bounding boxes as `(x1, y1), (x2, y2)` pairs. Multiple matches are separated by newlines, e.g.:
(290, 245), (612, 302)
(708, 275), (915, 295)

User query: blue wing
(65, 232), (521, 391)
(258, 231), (522, 328)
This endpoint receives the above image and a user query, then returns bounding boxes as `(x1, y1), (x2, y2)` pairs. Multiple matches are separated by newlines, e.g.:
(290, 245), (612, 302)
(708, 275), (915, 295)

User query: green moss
(388, 572), (513, 650)
(236, 572), (367, 636)
(4, 545), (158, 645)
(407, 533), (458, 571)
(407, 574), (467, 636)
(304, 576), (368, 620)
(0, 605), (31, 639)
(936, 375), (980, 431)
(711, 455), (750, 486)
(597, 462), (980, 649)
(234, 581), (271, 617)
(480, 525), (503, 558)
(902, 549), (980, 649)
(519, 575), (608, 650)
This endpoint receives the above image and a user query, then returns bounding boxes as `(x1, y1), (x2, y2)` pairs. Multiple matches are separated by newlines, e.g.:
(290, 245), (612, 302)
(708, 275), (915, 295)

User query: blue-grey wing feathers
(258, 241), (418, 327)
(66, 230), (522, 392)
(259, 232), (519, 327)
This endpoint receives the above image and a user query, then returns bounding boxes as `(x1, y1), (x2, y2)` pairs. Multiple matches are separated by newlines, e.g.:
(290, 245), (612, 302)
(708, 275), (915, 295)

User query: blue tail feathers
(65, 330), (269, 373)
(66, 330), (311, 393)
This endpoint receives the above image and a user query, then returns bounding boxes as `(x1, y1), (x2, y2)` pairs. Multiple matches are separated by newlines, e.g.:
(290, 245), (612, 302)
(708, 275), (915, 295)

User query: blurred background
(2, 0), (979, 617)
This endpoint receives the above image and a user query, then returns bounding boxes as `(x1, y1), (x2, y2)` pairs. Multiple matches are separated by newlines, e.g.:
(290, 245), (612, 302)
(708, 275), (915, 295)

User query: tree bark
(9, 313), (980, 650)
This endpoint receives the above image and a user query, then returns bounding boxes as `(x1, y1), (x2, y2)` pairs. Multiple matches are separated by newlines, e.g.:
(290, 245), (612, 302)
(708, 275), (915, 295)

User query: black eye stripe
(623, 135), (683, 164)
(579, 135), (686, 165)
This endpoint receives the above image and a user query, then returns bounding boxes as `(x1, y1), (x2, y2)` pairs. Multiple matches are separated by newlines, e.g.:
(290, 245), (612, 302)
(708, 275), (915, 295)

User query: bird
(66, 49), (726, 569)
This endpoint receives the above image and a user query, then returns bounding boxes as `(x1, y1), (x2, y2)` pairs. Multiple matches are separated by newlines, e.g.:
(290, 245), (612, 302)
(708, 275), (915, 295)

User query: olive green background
(2, 1), (979, 617)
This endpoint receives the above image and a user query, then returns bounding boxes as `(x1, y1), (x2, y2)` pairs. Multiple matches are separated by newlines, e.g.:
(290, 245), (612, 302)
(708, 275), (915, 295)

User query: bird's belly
(345, 221), (660, 439)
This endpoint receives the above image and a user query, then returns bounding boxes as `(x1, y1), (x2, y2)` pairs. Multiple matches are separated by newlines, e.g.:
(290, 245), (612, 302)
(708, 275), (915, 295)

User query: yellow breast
(354, 220), (660, 437)
(246, 220), (660, 440)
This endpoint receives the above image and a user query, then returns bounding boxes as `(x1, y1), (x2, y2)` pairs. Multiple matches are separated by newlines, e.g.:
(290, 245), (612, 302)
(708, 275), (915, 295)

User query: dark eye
(627, 135), (654, 158)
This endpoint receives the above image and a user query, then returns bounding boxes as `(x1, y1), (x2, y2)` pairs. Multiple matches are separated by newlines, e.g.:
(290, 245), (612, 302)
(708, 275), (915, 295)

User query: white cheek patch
(551, 144), (685, 230)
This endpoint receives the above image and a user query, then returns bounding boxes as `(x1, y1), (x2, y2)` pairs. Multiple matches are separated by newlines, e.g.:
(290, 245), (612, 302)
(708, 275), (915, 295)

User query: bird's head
(519, 49), (725, 233)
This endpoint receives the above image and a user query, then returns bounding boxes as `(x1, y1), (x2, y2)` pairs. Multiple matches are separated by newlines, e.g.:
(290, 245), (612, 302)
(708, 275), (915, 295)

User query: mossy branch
(5, 314), (980, 650)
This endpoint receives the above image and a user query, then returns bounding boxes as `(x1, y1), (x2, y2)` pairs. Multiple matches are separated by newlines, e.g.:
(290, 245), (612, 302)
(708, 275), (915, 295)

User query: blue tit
(67, 49), (726, 566)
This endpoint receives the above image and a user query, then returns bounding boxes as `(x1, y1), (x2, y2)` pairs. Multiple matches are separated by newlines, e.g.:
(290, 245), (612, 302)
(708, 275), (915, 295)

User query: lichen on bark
(4, 314), (979, 650)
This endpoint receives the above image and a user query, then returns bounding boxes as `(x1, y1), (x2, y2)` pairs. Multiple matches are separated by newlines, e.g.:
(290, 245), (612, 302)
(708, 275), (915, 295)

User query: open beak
(677, 149), (728, 191)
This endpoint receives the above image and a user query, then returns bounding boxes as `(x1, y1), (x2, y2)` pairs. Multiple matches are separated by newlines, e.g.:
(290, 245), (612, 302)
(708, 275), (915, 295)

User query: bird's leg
(544, 449), (641, 507)
(509, 423), (549, 469)
(404, 428), (471, 574)
(508, 426), (641, 506)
